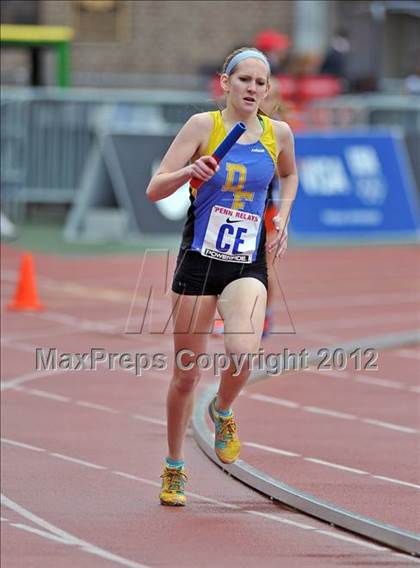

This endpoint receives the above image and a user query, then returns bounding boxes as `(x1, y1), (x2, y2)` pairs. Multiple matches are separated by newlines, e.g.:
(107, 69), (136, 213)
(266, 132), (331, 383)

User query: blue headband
(225, 50), (270, 76)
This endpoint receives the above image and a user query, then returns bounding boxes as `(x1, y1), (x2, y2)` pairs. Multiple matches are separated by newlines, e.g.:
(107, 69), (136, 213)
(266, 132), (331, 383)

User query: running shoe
(208, 396), (241, 464)
(212, 318), (225, 335)
(214, 314), (272, 338)
(262, 312), (273, 338)
(159, 465), (188, 506)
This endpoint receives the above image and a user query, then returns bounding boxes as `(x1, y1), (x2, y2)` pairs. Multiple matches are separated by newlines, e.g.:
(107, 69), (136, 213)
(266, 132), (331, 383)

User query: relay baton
(190, 121), (246, 190)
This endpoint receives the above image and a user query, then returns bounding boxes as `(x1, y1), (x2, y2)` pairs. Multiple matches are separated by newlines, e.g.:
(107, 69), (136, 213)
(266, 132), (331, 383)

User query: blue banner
(290, 130), (420, 239)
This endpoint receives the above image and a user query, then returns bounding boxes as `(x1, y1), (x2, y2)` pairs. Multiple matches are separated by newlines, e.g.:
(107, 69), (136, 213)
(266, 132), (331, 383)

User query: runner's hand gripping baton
(190, 121), (246, 190)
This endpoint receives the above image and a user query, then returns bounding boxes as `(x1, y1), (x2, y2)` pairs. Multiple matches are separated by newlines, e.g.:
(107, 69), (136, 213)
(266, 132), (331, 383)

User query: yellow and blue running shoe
(159, 465), (188, 506)
(208, 396), (240, 464)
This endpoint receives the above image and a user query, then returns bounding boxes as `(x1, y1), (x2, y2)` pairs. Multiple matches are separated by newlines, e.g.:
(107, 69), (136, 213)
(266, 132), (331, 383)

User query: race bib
(201, 205), (261, 263)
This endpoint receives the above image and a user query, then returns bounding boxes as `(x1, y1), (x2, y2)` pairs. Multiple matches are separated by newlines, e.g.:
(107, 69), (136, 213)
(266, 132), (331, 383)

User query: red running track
(1, 243), (419, 566)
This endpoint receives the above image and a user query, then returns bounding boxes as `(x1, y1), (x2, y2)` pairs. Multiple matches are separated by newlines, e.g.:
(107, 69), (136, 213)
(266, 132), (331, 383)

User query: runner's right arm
(145, 113), (218, 202)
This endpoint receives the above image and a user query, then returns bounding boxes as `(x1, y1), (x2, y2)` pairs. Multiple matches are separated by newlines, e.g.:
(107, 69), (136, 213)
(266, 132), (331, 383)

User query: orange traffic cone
(7, 253), (44, 311)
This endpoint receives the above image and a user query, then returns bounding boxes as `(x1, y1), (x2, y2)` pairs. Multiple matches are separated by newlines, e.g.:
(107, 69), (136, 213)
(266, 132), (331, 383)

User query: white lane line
(308, 369), (351, 379)
(7, 386), (420, 489)
(113, 471), (239, 509)
(1, 494), (151, 568)
(247, 393), (300, 408)
(2, 337), (169, 392)
(355, 376), (403, 390)
(3, 267), (419, 311)
(297, 331), (336, 343)
(1, 494), (80, 544)
(395, 349), (420, 360)
(361, 419), (418, 434)
(25, 389), (70, 402)
(373, 476), (420, 490)
(49, 453), (107, 470)
(409, 386), (420, 394)
(246, 510), (317, 530)
(1, 325), (74, 343)
(9, 386), (168, 429)
(305, 367), (418, 394)
(1, 369), (70, 391)
(184, 490), (241, 510)
(10, 523), (75, 545)
(112, 471), (156, 484)
(246, 514), (418, 557)
(316, 530), (388, 551)
(287, 291), (420, 310)
(393, 552), (420, 563)
(16, 378), (418, 444)
(3, 438), (415, 557)
(245, 392), (419, 435)
(247, 441), (419, 490)
(303, 406), (357, 420)
(304, 458), (368, 475)
(9, 282), (130, 329)
(299, 310), (420, 333)
(36, 311), (126, 333)
(244, 442), (300, 458)
(76, 401), (119, 414)
(1, 341), (36, 354)
(1, 517), (9, 522)
(10, 435), (417, 498)
(1, 438), (45, 452)
(131, 414), (166, 426)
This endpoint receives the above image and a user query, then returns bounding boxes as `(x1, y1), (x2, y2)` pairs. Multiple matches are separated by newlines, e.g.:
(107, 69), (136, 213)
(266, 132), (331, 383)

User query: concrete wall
(2, 0), (418, 86)
(39, 0), (293, 75)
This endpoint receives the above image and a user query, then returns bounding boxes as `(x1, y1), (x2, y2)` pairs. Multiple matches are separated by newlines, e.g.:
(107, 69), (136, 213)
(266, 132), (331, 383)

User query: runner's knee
(172, 366), (201, 394)
(224, 337), (260, 366)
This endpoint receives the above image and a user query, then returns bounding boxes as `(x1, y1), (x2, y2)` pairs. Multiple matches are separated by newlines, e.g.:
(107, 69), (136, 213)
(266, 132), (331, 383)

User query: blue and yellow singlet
(180, 111), (277, 263)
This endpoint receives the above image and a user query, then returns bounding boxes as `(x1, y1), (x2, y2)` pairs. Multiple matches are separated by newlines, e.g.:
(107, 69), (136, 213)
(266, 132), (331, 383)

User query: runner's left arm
(267, 122), (298, 258)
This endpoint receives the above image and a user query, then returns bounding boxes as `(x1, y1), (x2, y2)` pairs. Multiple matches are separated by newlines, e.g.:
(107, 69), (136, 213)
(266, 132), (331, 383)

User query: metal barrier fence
(305, 96), (420, 196)
(1, 88), (419, 224)
(306, 95), (420, 132)
(1, 96), (29, 222)
(1, 87), (216, 221)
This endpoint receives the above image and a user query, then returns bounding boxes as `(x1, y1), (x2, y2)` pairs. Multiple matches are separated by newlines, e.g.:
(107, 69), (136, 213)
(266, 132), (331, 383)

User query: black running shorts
(171, 247), (268, 296)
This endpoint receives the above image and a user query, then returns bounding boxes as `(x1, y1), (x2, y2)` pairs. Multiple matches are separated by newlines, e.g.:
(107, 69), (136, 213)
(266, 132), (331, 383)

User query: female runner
(145, 46), (299, 506)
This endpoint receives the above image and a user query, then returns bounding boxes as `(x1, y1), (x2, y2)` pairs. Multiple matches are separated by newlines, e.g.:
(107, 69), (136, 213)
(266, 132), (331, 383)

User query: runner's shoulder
(270, 119), (294, 152)
(270, 119), (293, 140)
(186, 112), (215, 155)
(187, 112), (214, 134)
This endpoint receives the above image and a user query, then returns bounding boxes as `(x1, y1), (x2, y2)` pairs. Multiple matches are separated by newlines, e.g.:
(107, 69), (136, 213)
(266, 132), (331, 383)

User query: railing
(304, 95), (420, 194)
(1, 87), (216, 220)
(306, 94), (420, 131)
(1, 88), (419, 223)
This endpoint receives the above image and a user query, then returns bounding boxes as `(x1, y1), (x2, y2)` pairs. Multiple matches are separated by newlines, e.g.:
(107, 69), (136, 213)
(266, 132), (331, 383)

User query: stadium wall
(39, 0), (293, 75)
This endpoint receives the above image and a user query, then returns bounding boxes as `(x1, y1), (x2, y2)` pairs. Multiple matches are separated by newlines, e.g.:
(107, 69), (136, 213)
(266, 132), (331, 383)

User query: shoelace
(161, 469), (188, 492)
(218, 416), (237, 440)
